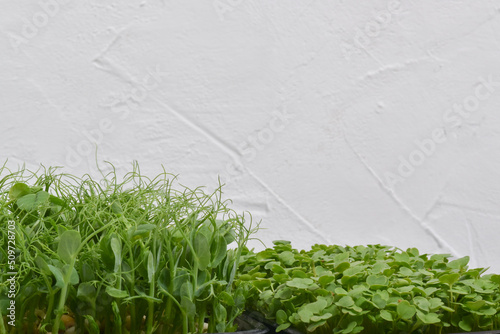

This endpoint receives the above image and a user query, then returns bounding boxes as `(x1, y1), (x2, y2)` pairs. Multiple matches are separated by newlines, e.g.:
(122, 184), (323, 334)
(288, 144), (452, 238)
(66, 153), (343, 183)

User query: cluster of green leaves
(0, 164), (257, 334)
(238, 241), (500, 334)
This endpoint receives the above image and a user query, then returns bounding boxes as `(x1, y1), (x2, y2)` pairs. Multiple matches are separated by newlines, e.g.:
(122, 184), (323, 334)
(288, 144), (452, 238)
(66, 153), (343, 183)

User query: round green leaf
(276, 309), (288, 325)
(9, 182), (30, 200)
(397, 300), (416, 320)
(380, 310), (393, 321)
(286, 278), (314, 289)
(336, 296), (354, 308)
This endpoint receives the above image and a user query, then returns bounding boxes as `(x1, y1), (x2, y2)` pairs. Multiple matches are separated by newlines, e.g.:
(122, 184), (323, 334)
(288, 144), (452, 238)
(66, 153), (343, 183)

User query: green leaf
(80, 262), (95, 282)
(286, 278), (314, 289)
(253, 279), (272, 290)
(440, 305), (455, 313)
(429, 298), (443, 310)
(272, 264), (286, 274)
(306, 299), (328, 314)
(334, 252), (349, 263)
(335, 262), (350, 273)
(407, 247), (419, 257)
(292, 269), (308, 278)
(318, 275), (335, 287)
(459, 315), (474, 332)
(147, 251), (155, 283)
(464, 300), (486, 311)
(106, 286), (129, 299)
(439, 273), (460, 285)
(58, 230), (81, 264)
(9, 182), (30, 200)
(335, 287), (348, 296)
(380, 310), (393, 321)
(275, 287), (293, 300)
(17, 191), (49, 211)
(194, 232), (210, 270)
(273, 240), (291, 246)
(343, 265), (364, 277)
(48, 264), (65, 288)
(276, 323), (291, 332)
(48, 194), (67, 208)
(397, 300), (416, 320)
(298, 308), (313, 323)
(336, 296), (355, 308)
(417, 311), (441, 324)
(371, 262), (390, 274)
(424, 287), (439, 296)
(278, 251), (295, 266)
(310, 313), (332, 322)
(366, 275), (388, 288)
(210, 236), (227, 268)
(447, 256), (469, 270)
(393, 252), (410, 263)
(413, 296), (430, 312)
(213, 302), (225, 322)
(450, 285), (470, 295)
(474, 307), (496, 316)
(63, 264), (79, 285)
(307, 320), (327, 332)
(276, 309), (288, 325)
(372, 293), (387, 309)
(77, 283), (97, 303)
(34, 255), (51, 275)
(398, 267), (414, 277)
(110, 237), (122, 273)
(219, 291), (235, 306)
(342, 321), (357, 334)
(180, 281), (194, 314)
(238, 274), (253, 281)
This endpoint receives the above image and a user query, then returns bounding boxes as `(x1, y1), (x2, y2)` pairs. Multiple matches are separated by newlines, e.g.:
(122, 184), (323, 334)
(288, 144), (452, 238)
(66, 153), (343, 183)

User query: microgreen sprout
(0, 163), (259, 333)
(238, 242), (500, 333)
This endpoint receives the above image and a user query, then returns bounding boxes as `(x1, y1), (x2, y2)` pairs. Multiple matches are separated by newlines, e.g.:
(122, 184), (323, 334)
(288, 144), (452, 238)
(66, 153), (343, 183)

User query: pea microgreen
(0, 163), (258, 333)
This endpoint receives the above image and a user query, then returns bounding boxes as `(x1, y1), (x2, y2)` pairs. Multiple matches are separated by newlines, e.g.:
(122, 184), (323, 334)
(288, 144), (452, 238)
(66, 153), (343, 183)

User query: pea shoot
(0, 163), (258, 333)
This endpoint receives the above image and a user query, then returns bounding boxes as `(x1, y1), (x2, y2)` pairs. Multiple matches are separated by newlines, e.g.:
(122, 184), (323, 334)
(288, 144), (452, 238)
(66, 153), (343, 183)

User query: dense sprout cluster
(238, 241), (500, 334)
(0, 164), (257, 333)
(1, 163), (499, 334)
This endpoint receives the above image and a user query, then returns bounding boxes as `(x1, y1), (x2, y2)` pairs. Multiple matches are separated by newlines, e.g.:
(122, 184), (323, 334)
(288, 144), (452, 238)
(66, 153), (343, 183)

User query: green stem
(147, 280), (155, 334)
(41, 276), (55, 327)
(449, 284), (454, 310)
(128, 244), (137, 333)
(147, 237), (158, 334)
(197, 309), (206, 334)
(53, 259), (74, 333)
(53, 222), (115, 332)
(183, 314), (188, 334)
(163, 243), (176, 329)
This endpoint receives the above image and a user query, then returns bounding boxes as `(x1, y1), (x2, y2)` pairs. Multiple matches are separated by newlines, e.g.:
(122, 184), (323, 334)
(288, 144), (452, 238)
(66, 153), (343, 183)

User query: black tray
(244, 312), (302, 334)
(232, 313), (271, 334)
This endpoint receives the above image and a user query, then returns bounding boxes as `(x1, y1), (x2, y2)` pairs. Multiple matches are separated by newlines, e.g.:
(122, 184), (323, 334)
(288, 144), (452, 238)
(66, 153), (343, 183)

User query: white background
(1, 1), (500, 273)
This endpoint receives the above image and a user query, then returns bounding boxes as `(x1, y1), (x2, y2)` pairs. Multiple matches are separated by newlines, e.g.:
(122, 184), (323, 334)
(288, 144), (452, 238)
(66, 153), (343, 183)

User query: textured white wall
(1, 1), (500, 272)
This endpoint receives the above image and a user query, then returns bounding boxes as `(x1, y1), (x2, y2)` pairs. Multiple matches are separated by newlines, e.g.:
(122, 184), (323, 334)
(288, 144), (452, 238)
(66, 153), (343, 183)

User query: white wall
(1, 1), (500, 272)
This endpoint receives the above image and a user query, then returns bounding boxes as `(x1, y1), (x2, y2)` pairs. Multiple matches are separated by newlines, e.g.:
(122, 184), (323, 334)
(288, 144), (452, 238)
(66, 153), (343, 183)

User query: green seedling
(238, 242), (500, 334)
(0, 163), (259, 333)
